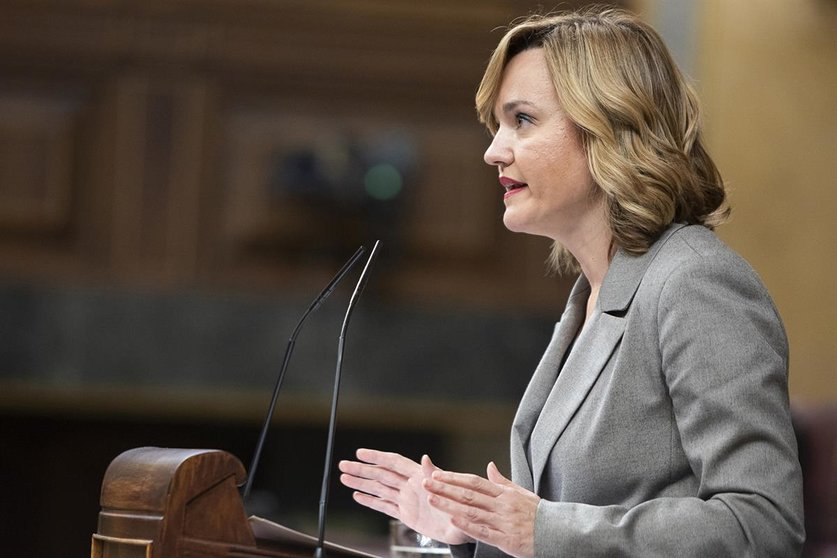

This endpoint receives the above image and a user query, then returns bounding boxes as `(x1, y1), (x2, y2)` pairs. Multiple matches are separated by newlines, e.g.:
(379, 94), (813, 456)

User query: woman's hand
(423, 462), (540, 558)
(338, 449), (472, 545)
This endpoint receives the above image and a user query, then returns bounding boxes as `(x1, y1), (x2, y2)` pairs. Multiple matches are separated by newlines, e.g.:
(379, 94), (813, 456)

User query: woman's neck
(579, 234), (613, 321)
(560, 210), (613, 289)
(558, 210), (613, 321)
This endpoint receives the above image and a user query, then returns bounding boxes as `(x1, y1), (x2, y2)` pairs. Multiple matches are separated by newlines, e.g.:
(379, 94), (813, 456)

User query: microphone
(241, 246), (367, 504)
(314, 240), (380, 558)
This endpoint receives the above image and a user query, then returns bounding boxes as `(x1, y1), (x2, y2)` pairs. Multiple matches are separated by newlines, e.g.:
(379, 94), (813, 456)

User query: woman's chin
(502, 211), (533, 234)
(502, 216), (523, 233)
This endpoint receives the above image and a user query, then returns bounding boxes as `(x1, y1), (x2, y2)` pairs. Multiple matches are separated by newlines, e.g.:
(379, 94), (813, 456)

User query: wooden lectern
(91, 447), (378, 558)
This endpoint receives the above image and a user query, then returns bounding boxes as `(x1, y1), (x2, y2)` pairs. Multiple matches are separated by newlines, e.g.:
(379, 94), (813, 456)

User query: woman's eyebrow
(500, 99), (538, 114)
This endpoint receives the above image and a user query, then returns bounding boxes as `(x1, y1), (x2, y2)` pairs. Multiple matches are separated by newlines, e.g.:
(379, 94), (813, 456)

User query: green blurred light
(364, 163), (403, 201)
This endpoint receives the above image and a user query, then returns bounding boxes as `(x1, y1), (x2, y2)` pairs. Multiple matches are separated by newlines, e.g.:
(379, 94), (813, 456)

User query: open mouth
(499, 176), (528, 196)
(504, 183), (527, 193)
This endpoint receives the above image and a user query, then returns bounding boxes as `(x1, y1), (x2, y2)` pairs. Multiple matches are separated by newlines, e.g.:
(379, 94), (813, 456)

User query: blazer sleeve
(533, 252), (805, 557)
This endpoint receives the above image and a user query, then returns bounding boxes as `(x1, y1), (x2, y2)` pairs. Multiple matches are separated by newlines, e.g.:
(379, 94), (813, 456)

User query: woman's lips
(499, 176), (528, 199)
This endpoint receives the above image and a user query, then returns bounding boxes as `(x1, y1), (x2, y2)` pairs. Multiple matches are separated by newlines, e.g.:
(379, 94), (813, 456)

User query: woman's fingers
(338, 449), (425, 514)
(426, 486), (491, 523)
(338, 459), (408, 490)
(421, 454), (440, 478)
(356, 448), (421, 477)
(340, 449), (475, 547)
(486, 462), (511, 485)
(351, 490), (400, 519)
(339, 472), (400, 501)
(428, 470), (504, 501)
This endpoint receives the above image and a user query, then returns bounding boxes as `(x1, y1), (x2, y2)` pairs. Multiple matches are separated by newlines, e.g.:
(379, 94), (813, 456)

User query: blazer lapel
(529, 311), (626, 490)
(510, 278), (588, 489)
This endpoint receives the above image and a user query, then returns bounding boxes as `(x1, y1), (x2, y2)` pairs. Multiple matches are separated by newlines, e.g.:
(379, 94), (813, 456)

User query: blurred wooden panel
(407, 123), (498, 257)
(106, 74), (208, 283)
(0, 0), (603, 309)
(219, 106), (494, 259)
(0, 81), (99, 281)
(0, 92), (76, 232)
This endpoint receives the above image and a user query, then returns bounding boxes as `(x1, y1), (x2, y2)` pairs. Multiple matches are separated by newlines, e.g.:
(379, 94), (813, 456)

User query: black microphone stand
(314, 240), (380, 558)
(241, 246), (366, 504)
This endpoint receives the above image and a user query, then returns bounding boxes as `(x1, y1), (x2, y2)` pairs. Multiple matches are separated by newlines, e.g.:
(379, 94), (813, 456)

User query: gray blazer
(462, 224), (804, 558)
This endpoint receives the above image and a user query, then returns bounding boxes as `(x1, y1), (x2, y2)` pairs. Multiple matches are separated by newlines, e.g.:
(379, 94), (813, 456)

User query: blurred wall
(700, 0), (837, 403)
(639, 0), (837, 403)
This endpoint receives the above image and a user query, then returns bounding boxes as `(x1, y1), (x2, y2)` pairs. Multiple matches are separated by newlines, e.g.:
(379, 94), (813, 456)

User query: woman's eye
(515, 113), (533, 127)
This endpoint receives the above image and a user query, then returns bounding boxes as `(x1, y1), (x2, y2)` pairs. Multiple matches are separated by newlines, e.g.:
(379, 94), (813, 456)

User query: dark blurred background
(0, 1), (834, 556)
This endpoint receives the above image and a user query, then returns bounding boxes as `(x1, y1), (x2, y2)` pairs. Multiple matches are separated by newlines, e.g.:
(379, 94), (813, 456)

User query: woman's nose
(483, 131), (512, 169)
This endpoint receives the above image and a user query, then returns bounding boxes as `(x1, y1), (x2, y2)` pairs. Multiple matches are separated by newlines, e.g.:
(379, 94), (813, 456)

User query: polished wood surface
(92, 447), (375, 558)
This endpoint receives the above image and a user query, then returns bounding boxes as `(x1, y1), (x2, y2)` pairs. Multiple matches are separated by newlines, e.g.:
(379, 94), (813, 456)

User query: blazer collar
(598, 223), (687, 313)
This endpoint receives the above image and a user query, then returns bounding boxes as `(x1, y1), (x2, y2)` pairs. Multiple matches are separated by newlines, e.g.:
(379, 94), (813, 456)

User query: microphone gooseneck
(241, 246), (367, 504)
(314, 240), (380, 558)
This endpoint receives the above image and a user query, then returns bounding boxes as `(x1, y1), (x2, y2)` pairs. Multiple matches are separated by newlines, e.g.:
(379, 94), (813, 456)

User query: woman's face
(484, 48), (600, 241)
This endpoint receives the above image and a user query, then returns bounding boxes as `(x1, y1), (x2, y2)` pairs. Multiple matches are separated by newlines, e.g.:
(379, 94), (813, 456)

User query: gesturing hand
(423, 461), (540, 558)
(338, 449), (472, 545)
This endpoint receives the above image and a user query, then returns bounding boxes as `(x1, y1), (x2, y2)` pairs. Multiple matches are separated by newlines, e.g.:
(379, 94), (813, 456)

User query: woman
(338, 8), (804, 557)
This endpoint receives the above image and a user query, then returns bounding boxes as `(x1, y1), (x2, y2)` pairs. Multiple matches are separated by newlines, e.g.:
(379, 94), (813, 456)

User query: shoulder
(603, 224), (782, 331)
(607, 224), (762, 308)
(648, 224), (754, 278)
(649, 226), (775, 305)
(634, 225), (776, 307)
(645, 225), (787, 359)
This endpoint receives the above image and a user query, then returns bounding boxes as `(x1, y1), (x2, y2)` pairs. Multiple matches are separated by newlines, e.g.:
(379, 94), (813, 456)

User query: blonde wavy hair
(476, 7), (730, 274)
